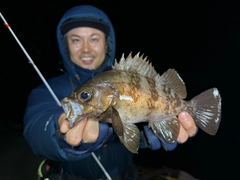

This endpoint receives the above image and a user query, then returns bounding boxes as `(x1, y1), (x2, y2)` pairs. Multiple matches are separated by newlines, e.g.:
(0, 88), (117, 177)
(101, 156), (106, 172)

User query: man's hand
(58, 114), (99, 146)
(177, 111), (197, 143)
(58, 111), (197, 146)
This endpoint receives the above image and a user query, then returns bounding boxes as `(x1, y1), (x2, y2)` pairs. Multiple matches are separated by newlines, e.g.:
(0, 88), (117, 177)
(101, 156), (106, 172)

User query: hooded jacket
(23, 5), (177, 178)
(23, 5), (133, 178)
(56, 5), (116, 86)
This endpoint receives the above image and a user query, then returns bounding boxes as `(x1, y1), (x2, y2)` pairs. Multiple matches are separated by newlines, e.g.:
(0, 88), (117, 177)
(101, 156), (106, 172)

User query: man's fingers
(58, 114), (69, 133)
(82, 118), (99, 142)
(177, 112), (197, 143)
(65, 118), (87, 146)
(59, 119), (70, 133)
(178, 112), (197, 136)
(177, 125), (188, 143)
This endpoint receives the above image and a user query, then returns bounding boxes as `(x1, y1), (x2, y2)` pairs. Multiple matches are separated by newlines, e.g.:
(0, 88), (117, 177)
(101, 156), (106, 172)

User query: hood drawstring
(75, 74), (80, 81)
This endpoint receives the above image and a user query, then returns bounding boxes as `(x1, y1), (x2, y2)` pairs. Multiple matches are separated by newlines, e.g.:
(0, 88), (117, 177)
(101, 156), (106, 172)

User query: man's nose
(82, 41), (90, 52)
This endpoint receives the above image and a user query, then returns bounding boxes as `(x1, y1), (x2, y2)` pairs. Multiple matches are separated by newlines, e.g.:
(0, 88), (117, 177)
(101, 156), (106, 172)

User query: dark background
(0, 0), (238, 179)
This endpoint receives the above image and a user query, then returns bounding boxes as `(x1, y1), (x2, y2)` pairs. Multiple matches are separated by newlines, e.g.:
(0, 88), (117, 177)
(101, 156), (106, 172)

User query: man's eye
(72, 39), (80, 43)
(91, 38), (98, 43)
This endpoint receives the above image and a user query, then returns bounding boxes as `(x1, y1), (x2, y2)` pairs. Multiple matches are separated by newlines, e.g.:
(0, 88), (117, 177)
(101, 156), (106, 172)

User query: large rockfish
(61, 52), (222, 153)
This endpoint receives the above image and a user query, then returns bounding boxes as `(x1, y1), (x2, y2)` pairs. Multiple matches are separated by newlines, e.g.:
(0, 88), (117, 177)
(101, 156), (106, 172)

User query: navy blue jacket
(23, 5), (177, 178)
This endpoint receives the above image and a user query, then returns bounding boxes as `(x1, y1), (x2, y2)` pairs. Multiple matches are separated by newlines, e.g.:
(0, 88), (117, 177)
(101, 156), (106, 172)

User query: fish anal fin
(160, 69), (187, 99)
(150, 116), (180, 143)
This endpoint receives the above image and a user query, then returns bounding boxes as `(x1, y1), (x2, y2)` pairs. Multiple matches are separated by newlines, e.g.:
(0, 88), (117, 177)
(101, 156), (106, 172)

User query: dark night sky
(0, 0), (239, 179)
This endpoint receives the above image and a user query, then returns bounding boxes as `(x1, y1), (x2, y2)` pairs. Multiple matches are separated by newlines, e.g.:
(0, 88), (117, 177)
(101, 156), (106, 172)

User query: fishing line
(0, 12), (112, 180)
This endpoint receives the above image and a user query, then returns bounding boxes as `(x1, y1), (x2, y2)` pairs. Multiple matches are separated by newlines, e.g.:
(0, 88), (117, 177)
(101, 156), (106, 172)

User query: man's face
(66, 27), (107, 70)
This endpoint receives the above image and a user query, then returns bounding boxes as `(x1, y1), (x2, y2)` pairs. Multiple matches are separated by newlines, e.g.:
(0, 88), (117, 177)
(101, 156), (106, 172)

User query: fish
(61, 52), (222, 154)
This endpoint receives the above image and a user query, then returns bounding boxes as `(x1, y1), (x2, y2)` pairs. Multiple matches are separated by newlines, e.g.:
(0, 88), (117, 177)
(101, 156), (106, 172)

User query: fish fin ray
(100, 105), (140, 153)
(111, 107), (124, 136)
(122, 124), (140, 154)
(160, 69), (187, 99)
(113, 52), (160, 79)
(192, 88), (221, 135)
(150, 117), (180, 143)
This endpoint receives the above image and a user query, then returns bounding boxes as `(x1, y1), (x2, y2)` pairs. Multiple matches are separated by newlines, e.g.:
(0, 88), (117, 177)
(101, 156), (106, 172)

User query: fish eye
(78, 87), (92, 102)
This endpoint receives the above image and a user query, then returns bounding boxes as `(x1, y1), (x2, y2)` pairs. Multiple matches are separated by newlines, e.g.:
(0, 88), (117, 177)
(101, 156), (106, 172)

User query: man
(23, 4), (197, 180)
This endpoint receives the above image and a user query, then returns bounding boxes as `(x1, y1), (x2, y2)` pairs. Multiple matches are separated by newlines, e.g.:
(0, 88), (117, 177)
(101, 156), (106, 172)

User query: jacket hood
(56, 5), (116, 86)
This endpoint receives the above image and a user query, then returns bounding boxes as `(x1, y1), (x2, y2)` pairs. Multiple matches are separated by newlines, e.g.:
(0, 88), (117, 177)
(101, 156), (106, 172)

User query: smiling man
(23, 4), (197, 180)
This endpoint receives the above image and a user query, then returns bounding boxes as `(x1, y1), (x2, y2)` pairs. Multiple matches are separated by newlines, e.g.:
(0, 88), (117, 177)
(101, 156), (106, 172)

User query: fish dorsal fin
(113, 52), (186, 99)
(113, 52), (159, 79)
(160, 69), (187, 99)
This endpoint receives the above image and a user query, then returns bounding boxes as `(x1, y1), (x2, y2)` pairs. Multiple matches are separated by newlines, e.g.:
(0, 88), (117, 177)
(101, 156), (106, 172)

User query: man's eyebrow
(69, 34), (80, 38)
(90, 33), (101, 37)
(69, 33), (101, 38)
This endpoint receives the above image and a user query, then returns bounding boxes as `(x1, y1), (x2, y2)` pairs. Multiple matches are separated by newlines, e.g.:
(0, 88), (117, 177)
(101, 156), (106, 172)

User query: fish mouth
(61, 97), (84, 127)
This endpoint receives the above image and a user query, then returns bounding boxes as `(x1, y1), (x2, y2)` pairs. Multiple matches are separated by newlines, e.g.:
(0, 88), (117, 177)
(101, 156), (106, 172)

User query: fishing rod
(0, 12), (112, 180)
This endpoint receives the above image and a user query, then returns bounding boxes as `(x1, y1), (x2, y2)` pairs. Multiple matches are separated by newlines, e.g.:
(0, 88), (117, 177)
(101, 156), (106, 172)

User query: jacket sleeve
(23, 81), (115, 161)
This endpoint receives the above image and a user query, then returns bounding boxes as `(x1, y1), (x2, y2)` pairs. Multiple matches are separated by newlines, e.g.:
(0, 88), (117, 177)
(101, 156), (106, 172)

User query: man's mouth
(81, 57), (94, 65)
(81, 57), (94, 61)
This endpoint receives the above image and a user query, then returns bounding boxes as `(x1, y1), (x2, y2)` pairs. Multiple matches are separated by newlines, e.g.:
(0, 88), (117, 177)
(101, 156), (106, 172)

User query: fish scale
(61, 52), (222, 153)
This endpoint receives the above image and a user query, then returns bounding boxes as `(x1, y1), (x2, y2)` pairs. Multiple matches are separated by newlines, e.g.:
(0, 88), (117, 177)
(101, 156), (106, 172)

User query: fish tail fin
(191, 87), (221, 135)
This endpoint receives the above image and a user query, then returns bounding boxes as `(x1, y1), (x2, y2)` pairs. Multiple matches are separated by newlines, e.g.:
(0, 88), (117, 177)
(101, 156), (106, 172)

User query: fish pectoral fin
(111, 107), (140, 153)
(120, 124), (140, 154)
(150, 116), (180, 143)
(111, 107), (124, 137)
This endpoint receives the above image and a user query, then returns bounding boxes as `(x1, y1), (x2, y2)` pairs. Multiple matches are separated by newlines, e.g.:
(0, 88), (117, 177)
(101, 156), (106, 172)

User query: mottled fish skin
(61, 52), (222, 153)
